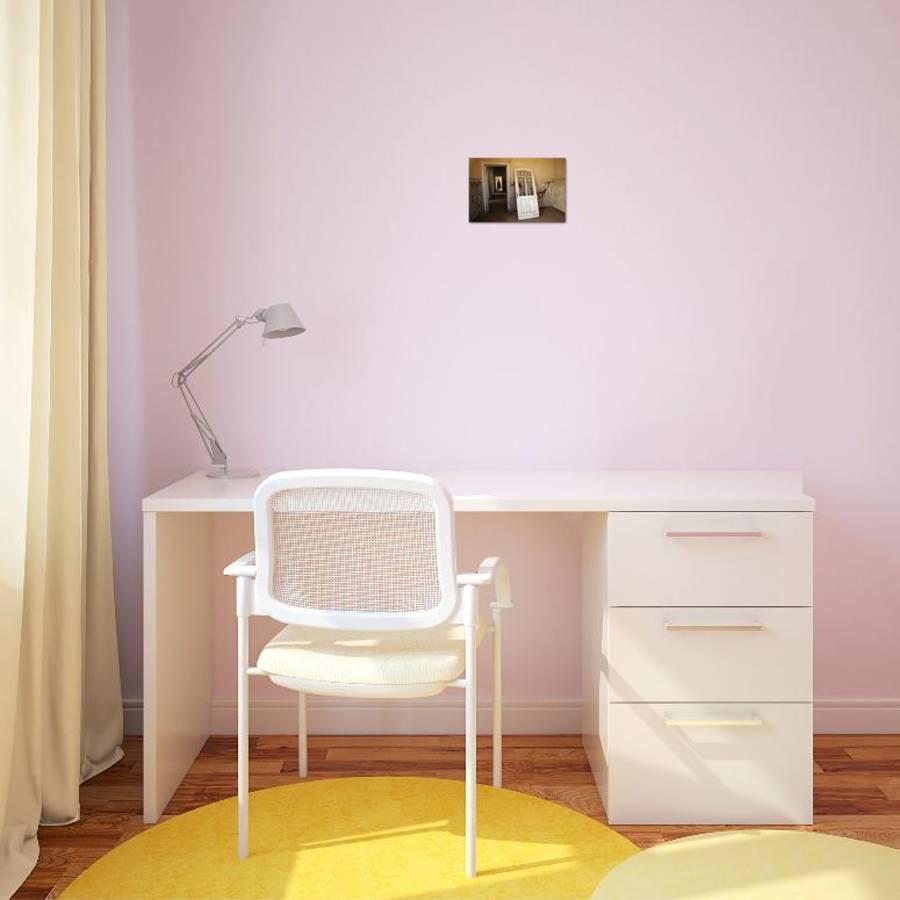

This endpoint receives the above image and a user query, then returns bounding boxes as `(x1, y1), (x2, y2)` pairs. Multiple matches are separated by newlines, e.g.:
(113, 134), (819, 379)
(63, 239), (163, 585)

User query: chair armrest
(457, 557), (512, 609)
(224, 551), (257, 578)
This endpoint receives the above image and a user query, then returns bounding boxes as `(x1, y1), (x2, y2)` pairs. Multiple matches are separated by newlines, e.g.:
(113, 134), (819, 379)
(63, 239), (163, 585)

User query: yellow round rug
(63, 776), (637, 898)
(592, 829), (900, 900)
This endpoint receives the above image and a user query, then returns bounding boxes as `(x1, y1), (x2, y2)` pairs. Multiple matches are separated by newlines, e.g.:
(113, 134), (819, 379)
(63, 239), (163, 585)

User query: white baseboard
(124, 699), (142, 735)
(813, 699), (900, 734)
(123, 697), (581, 736)
(123, 697), (900, 737)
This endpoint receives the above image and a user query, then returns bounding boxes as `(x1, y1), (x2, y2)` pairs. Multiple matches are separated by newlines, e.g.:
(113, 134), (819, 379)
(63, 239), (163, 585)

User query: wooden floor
(15, 733), (900, 898)
(471, 205), (566, 223)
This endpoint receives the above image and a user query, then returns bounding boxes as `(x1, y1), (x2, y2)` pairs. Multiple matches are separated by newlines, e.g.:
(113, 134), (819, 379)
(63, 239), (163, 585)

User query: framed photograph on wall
(468, 158), (566, 223)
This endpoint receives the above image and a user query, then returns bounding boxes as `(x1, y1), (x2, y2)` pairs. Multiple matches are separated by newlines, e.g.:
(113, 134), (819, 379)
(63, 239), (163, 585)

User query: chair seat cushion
(256, 622), (485, 687)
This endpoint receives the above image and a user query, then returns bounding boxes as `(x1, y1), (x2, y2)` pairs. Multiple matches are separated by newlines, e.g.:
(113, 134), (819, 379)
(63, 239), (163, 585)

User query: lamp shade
(260, 303), (305, 339)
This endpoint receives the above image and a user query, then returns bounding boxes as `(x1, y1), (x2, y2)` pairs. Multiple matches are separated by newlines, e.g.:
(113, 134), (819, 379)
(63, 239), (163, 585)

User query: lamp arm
(171, 312), (263, 469)
(174, 315), (258, 382)
(177, 379), (227, 465)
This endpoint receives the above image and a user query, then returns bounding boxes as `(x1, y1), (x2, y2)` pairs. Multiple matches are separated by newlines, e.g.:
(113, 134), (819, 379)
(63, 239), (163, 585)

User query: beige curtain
(0, 0), (123, 894)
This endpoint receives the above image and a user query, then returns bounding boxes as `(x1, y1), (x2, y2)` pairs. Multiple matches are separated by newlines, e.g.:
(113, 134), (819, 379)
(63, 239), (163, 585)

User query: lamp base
(206, 466), (260, 479)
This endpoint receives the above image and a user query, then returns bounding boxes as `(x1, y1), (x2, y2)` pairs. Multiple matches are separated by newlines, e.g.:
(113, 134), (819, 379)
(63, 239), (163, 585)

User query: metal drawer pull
(664, 623), (764, 632)
(665, 530), (763, 538)
(665, 716), (764, 728)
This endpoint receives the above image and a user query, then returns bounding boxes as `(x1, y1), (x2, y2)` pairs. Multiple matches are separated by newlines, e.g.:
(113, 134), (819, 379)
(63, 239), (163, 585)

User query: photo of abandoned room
(469, 157), (566, 223)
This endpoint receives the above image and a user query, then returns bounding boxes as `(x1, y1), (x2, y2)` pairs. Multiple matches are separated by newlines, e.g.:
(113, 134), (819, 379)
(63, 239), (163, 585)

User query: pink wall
(108, 0), (900, 708)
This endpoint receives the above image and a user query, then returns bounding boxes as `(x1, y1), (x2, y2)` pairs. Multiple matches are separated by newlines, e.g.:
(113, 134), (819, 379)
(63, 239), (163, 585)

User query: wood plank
(846, 747), (900, 761)
(877, 779), (900, 800)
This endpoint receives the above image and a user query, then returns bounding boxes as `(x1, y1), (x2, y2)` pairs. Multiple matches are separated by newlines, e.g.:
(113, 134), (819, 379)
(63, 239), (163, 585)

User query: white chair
(223, 469), (512, 878)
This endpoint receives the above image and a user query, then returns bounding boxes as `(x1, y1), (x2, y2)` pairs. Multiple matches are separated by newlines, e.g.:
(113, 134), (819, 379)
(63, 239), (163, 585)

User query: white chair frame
(224, 469), (512, 878)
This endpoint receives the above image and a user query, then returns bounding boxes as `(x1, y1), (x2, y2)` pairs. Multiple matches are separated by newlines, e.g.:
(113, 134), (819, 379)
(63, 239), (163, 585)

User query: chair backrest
(252, 470), (458, 630)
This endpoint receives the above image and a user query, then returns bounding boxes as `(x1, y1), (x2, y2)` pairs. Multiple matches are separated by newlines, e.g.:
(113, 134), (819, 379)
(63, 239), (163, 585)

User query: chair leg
(492, 615), (502, 788)
(465, 618), (477, 878)
(297, 692), (308, 778)
(237, 613), (249, 859)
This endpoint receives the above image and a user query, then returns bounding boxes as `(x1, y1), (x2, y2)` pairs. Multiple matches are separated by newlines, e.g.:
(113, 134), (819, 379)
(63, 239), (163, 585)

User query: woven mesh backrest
(269, 486), (443, 614)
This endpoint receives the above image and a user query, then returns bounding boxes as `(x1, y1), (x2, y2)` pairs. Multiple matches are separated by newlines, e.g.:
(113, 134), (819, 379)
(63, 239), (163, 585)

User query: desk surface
(143, 469), (815, 513)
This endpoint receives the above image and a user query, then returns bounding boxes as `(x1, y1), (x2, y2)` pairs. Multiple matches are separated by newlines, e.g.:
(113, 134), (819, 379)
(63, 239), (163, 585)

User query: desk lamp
(172, 303), (305, 478)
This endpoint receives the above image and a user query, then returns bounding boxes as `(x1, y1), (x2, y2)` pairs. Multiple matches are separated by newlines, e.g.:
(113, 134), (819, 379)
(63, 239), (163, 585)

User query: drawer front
(607, 703), (812, 824)
(607, 607), (812, 702)
(607, 512), (812, 607)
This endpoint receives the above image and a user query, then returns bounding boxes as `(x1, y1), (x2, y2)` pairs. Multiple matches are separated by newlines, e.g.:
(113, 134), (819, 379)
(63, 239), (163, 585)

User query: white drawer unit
(582, 499), (814, 826)
(605, 703), (813, 824)
(606, 607), (812, 703)
(607, 512), (813, 607)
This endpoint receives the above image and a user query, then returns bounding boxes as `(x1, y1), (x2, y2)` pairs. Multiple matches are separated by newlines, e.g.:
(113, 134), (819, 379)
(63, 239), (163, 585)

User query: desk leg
(143, 510), (212, 823)
(581, 513), (609, 811)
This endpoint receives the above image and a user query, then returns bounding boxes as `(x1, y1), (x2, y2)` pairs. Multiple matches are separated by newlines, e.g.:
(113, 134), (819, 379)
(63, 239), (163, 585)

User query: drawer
(607, 607), (812, 702)
(606, 702), (812, 824)
(607, 512), (812, 607)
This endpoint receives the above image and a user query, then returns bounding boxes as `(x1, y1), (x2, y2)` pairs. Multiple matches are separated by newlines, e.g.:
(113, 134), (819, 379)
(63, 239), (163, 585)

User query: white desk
(142, 469), (814, 824)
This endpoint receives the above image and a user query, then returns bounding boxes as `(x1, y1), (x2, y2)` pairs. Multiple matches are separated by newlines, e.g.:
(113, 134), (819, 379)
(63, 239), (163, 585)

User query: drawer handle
(665, 530), (763, 538)
(664, 623), (764, 632)
(665, 716), (764, 728)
